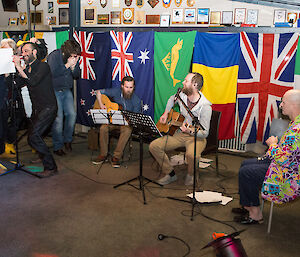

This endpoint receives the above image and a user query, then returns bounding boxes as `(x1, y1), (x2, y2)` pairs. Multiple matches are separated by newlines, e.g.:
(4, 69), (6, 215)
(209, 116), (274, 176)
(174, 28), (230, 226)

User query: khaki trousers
(99, 124), (132, 159)
(149, 131), (206, 175)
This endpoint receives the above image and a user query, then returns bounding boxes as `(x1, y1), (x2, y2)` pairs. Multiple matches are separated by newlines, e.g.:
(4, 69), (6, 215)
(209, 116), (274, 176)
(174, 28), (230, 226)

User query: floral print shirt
(262, 114), (300, 204)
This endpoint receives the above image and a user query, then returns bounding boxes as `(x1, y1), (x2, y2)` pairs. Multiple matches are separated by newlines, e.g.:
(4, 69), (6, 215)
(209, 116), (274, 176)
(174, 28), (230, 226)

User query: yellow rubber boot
(5, 143), (16, 155)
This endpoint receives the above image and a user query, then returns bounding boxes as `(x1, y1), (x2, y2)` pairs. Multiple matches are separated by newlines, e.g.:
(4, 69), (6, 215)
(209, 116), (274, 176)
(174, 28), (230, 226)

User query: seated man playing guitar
(149, 72), (212, 186)
(93, 76), (141, 168)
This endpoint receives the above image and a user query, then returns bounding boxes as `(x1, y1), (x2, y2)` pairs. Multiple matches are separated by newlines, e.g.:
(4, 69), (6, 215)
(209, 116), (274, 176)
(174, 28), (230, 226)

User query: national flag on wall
(192, 32), (240, 140)
(2, 31), (69, 55)
(34, 31), (69, 55)
(2, 31), (30, 41)
(294, 35), (300, 90)
(110, 31), (154, 117)
(154, 31), (196, 122)
(237, 32), (298, 144)
(74, 31), (112, 126)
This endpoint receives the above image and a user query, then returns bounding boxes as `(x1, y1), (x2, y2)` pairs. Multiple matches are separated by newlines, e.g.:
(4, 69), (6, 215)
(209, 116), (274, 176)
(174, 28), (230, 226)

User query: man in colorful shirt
(234, 89), (300, 224)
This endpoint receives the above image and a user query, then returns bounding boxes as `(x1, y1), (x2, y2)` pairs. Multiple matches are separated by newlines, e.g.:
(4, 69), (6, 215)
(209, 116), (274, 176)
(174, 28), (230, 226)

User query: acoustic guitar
(156, 110), (201, 136)
(93, 94), (120, 112)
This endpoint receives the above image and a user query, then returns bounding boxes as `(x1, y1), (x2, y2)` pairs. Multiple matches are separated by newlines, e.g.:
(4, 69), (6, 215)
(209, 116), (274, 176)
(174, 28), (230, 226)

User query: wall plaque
(111, 11), (121, 24)
(123, 8), (134, 24)
(98, 14), (109, 24)
(136, 0), (144, 8)
(146, 14), (160, 24)
(147, 0), (159, 8)
(84, 7), (96, 25)
(100, 0), (107, 8)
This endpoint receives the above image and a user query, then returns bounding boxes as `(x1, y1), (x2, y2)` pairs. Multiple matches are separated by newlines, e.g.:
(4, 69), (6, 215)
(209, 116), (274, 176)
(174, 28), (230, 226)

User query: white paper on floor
(170, 154), (212, 168)
(187, 190), (233, 205)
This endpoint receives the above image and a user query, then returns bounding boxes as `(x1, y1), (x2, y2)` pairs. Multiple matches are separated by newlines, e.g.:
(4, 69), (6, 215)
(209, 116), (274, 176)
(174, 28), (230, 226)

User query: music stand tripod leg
(167, 126), (200, 221)
(0, 75), (43, 178)
(114, 131), (162, 204)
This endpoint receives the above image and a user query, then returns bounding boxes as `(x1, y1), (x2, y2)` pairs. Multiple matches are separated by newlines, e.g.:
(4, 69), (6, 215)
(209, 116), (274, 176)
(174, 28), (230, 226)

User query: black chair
(202, 110), (221, 175)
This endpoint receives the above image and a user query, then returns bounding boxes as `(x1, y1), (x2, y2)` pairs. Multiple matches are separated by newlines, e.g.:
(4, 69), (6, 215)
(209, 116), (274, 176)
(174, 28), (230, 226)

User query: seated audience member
(149, 72), (212, 186)
(234, 89), (300, 224)
(93, 76), (141, 168)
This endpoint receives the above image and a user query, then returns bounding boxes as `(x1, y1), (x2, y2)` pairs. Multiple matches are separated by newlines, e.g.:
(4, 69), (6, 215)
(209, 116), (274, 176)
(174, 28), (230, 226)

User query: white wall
(0, 0), (299, 31)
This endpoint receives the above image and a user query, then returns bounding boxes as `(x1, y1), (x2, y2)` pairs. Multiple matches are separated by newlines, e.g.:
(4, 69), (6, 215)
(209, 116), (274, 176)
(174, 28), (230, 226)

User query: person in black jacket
(13, 42), (58, 178)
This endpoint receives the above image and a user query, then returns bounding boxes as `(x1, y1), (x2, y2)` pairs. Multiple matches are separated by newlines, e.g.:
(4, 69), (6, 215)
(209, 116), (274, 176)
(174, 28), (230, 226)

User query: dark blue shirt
(47, 49), (80, 91)
(100, 87), (141, 113)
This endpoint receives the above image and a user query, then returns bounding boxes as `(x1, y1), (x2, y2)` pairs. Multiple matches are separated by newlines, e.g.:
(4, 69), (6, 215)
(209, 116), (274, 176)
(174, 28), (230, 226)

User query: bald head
(284, 89), (300, 105)
(280, 89), (300, 120)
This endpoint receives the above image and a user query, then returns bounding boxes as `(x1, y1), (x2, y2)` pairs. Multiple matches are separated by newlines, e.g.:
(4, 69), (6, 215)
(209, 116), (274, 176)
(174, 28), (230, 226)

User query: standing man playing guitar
(93, 76), (141, 168)
(149, 72), (212, 186)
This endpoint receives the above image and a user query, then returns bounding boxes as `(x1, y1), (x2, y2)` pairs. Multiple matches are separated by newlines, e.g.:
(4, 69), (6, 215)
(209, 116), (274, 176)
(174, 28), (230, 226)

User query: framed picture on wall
(210, 11), (221, 24)
(84, 7), (96, 25)
(246, 9), (258, 25)
(197, 8), (209, 24)
(222, 11), (232, 25)
(59, 8), (69, 25)
(274, 9), (286, 24)
(184, 8), (196, 24)
(287, 12), (297, 24)
(31, 11), (43, 25)
(98, 14), (109, 24)
(234, 8), (246, 24)
(172, 8), (183, 24)
(160, 14), (170, 27)
(8, 18), (19, 26)
(111, 11), (121, 24)
(48, 2), (54, 13)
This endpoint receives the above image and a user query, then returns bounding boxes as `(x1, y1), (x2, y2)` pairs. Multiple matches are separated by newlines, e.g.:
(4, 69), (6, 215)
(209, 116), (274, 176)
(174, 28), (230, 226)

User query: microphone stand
(0, 73), (40, 178)
(167, 93), (206, 221)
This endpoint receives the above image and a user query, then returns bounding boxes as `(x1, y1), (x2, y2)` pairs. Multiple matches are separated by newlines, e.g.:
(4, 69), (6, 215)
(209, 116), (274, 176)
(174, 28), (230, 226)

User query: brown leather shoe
(36, 168), (58, 178)
(54, 149), (66, 156)
(111, 157), (121, 168)
(92, 155), (107, 165)
(64, 142), (72, 152)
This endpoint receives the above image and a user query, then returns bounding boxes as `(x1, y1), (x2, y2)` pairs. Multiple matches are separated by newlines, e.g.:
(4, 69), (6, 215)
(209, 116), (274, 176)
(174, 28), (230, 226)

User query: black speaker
(2, 0), (18, 12)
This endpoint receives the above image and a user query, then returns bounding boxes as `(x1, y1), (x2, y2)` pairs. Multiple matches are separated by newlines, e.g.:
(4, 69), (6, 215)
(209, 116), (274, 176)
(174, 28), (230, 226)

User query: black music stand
(90, 109), (128, 173)
(0, 74), (41, 178)
(114, 110), (163, 204)
(167, 94), (209, 220)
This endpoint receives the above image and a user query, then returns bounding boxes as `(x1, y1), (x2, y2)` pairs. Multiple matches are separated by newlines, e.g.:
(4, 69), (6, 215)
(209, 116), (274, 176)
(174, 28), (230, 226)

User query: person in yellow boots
(5, 143), (16, 155)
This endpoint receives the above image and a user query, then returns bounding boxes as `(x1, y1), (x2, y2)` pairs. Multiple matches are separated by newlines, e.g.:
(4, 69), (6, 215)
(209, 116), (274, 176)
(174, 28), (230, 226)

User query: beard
(122, 89), (133, 99)
(24, 54), (35, 65)
(182, 86), (193, 96)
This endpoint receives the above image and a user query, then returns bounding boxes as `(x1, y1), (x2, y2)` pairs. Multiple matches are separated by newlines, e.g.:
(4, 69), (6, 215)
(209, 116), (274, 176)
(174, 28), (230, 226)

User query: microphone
(158, 234), (168, 240)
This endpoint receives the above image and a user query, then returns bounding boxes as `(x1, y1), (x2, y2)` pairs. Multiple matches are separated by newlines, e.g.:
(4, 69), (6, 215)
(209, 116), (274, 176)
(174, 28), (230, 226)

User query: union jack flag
(111, 31), (134, 81)
(73, 31), (96, 80)
(237, 32), (298, 144)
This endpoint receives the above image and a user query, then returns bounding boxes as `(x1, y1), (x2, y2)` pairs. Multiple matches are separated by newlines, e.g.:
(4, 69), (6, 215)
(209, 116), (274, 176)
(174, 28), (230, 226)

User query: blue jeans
(52, 89), (76, 151)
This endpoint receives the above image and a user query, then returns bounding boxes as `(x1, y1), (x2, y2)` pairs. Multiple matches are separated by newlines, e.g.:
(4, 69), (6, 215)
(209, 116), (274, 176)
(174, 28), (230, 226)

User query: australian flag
(110, 31), (155, 117)
(74, 31), (112, 126)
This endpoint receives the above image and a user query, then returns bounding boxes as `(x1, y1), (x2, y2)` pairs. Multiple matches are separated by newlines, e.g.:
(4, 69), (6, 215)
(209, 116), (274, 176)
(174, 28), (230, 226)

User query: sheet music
(90, 109), (128, 126)
(122, 111), (162, 137)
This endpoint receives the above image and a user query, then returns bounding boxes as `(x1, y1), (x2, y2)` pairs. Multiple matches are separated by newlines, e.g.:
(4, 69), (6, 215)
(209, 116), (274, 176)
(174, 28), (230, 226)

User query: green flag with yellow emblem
(154, 31), (196, 122)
